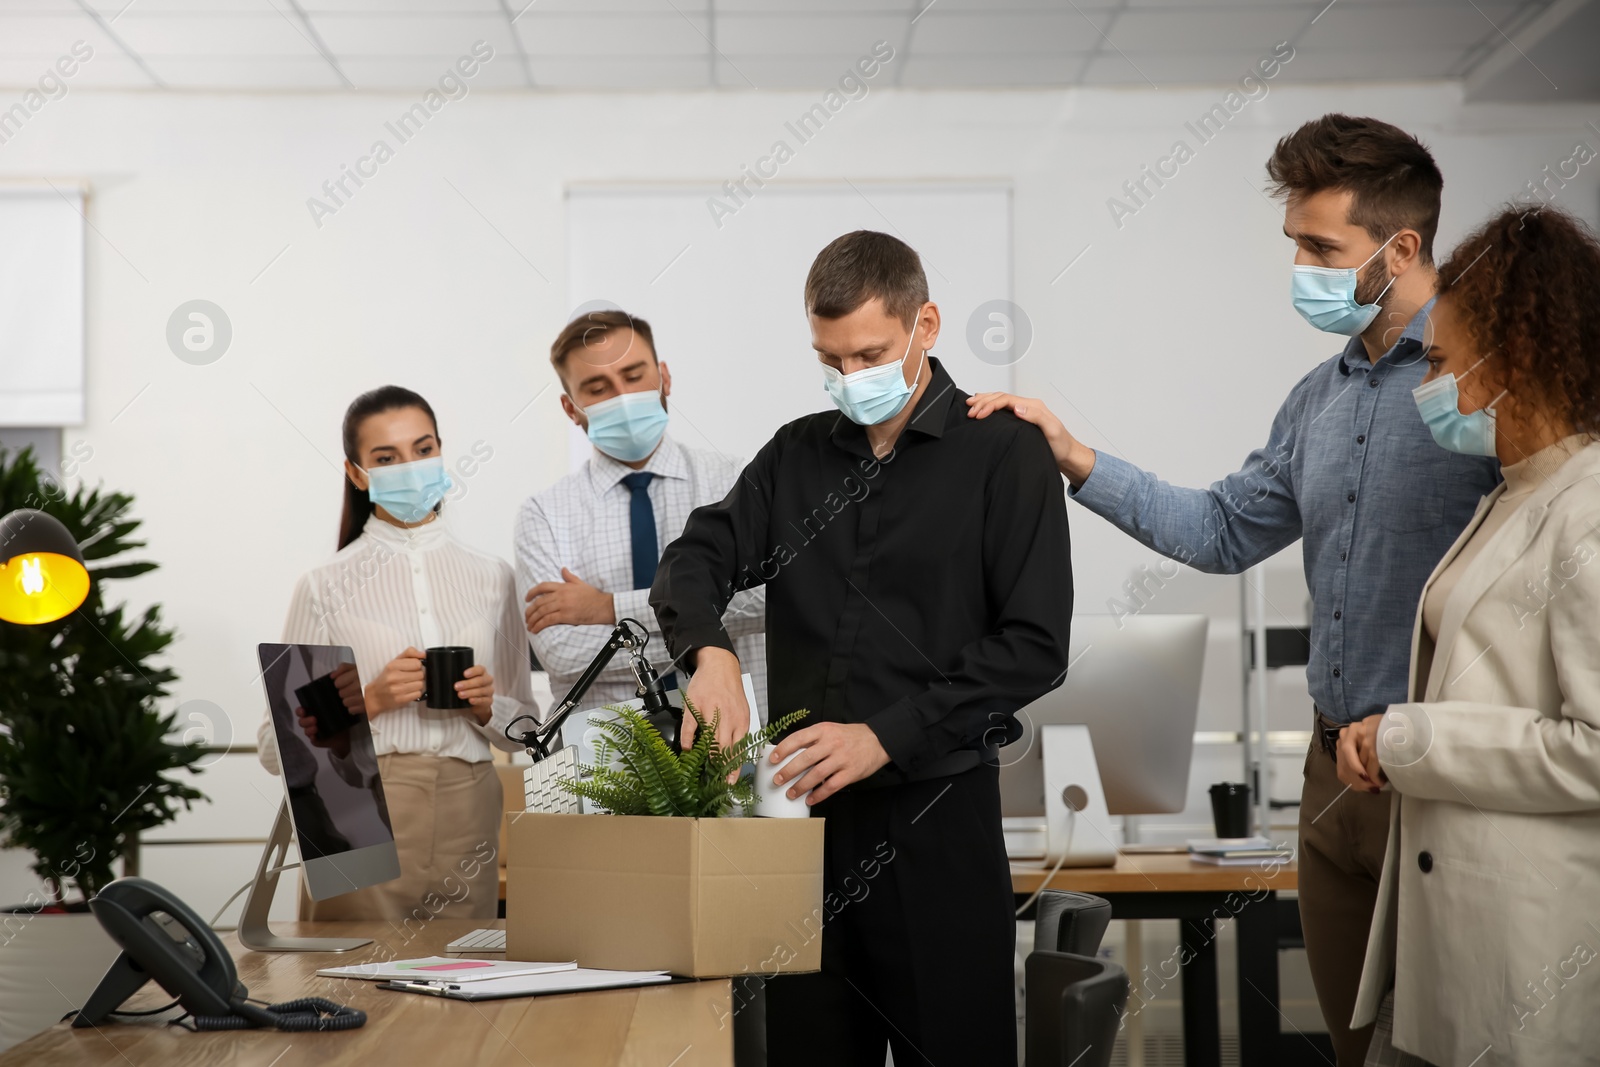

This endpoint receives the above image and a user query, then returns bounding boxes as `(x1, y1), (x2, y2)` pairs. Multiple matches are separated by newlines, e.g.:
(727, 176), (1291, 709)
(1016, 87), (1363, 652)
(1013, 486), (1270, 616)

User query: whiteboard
(0, 186), (85, 426)
(565, 183), (1013, 470)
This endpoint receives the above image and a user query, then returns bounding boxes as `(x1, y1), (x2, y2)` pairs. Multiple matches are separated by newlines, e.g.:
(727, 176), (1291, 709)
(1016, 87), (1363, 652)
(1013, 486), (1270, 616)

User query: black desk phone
(74, 877), (366, 1032)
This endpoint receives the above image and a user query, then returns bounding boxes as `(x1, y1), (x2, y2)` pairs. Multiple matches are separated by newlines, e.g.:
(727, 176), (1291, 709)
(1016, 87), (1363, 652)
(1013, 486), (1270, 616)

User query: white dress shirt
(257, 515), (535, 775)
(514, 432), (768, 722)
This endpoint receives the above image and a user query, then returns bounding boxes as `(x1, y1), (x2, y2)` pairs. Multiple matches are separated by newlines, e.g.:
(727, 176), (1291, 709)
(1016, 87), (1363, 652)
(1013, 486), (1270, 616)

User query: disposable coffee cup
(755, 744), (813, 818)
(423, 646), (474, 710)
(1209, 782), (1251, 839)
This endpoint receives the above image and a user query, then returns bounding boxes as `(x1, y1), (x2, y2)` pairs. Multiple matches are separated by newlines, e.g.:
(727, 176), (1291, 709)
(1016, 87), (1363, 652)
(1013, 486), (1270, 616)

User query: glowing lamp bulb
(19, 556), (45, 596)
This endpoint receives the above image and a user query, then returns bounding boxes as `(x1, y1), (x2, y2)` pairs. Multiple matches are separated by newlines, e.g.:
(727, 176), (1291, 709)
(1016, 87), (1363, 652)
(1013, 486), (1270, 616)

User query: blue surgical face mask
(821, 315), (925, 426)
(364, 455), (452, 523)
(581, 388), (669, 463)
(1411, 359), (1507, 457)
(1290, 234), (1399, 336)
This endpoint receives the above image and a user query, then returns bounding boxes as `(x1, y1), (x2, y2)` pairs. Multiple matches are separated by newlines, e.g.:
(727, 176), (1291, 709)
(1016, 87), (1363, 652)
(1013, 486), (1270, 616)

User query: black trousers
(766, 763), (1017, 1067)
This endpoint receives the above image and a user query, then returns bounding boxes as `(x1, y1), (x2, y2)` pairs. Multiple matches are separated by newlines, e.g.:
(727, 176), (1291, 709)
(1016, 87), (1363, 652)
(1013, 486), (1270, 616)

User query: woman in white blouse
(1338, 206), (1600, 1066)
(257, 385), (536, 921)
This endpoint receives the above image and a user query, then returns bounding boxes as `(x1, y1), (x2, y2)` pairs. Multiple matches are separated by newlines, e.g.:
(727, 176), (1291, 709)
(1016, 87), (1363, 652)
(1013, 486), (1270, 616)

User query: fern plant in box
(561, 699), (807, 817)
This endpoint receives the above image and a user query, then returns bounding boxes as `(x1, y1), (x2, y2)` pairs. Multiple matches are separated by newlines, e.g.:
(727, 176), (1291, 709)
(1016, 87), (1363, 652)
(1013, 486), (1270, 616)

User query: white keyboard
(445, 928), (507, 953)
(523, 747), (583, 815)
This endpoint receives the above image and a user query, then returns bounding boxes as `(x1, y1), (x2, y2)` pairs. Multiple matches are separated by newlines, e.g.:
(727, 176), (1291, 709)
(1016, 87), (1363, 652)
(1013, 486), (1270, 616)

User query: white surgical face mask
(820, 314), (925, 425)
(1290, 233), (1399, 336)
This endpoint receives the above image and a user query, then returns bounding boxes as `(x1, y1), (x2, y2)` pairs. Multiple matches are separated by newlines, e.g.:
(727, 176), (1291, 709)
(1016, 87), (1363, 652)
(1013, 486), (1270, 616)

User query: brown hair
(1436, 205), (1600, 438)
(804, 230), (928, 327)
(1266, 114), (1444, 264)
(338, 385), (439, 551)
(550, 309), (656, 386)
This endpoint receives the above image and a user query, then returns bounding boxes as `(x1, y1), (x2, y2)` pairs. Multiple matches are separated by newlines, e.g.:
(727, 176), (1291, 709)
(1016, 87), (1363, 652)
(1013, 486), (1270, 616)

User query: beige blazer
(1351, 440), (1600, 1067)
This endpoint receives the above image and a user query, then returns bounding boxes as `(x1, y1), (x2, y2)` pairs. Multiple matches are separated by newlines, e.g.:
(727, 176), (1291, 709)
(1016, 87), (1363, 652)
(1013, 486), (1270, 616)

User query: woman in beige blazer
(1336, 205), (1600, 1067)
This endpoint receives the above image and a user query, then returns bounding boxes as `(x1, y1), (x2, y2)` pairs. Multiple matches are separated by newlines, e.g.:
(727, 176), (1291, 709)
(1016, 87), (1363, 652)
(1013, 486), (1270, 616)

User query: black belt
(1313, 710), (1345, 761)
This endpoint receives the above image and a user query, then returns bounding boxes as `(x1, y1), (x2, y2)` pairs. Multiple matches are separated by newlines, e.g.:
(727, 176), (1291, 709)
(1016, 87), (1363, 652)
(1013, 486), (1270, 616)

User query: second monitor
(999, 613), (1208, 853)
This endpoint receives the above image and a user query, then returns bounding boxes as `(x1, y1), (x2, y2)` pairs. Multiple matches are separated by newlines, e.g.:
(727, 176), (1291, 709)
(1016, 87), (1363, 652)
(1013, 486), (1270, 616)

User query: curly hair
(1435, 206), (1600, 438)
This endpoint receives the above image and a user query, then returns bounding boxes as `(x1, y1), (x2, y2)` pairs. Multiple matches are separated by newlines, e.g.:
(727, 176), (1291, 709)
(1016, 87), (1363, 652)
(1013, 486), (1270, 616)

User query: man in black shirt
(650, 231), (1074, 1065)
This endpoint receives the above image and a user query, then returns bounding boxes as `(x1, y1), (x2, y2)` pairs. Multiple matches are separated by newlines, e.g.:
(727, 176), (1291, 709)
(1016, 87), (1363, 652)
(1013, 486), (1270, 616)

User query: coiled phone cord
(185, 996), (366, 1032)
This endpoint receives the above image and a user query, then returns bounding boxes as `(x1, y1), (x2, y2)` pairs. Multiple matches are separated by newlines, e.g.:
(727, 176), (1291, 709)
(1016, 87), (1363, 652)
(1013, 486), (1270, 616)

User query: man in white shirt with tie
(513, 308), (768, 725)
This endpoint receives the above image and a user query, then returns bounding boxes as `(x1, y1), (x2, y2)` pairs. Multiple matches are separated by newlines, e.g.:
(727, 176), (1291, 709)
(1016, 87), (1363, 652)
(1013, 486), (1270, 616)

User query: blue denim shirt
(1071, 303), (1501, 724)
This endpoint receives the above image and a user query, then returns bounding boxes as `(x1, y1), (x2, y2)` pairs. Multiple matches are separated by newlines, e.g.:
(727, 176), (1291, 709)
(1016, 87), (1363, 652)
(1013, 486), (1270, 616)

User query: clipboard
(377, 969), (688, 1002)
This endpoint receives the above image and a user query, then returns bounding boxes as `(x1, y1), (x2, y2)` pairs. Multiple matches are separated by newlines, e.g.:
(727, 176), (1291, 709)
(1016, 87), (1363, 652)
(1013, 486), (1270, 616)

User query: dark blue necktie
(622, 471), (676, 693)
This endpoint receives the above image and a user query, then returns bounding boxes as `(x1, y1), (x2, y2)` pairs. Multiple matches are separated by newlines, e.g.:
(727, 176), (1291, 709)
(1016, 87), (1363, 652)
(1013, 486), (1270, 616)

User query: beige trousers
(301, 752), (502, 923)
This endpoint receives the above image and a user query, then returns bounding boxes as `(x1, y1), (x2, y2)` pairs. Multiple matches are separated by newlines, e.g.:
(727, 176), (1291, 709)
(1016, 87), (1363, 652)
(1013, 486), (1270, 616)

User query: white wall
(2, 79), (1597, 912)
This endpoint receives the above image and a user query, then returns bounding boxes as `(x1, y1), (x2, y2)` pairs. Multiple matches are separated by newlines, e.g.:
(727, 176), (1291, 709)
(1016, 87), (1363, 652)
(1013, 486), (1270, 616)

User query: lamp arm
(505, 618), (680, 762)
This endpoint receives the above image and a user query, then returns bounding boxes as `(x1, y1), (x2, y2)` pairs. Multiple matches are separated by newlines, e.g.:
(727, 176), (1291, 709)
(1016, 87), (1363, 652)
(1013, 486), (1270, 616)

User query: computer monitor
(999, 614), (1207, 818)
(256, 642), (400, 902)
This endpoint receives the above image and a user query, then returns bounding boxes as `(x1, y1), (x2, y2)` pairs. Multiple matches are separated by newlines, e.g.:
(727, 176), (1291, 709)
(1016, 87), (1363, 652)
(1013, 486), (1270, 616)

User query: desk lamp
(0, 508), (90, 624)
(505, 617), (682, 814)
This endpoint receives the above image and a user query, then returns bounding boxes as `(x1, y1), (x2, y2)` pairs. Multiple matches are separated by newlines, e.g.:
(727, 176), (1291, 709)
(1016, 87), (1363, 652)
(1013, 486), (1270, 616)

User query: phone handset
(74, 876), (365, 1032)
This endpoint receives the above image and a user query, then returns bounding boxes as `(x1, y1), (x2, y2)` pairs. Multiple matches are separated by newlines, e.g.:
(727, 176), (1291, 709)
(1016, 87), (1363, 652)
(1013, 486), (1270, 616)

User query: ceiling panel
(82, 0), (282, 11)
(1467, 0), (1600, 100)
(301, 0), (505, 10)
(308, 13), (517, 55)
(530, 56), (710, 89)
(710, 54), (899, 87)
(714, 0), (911, 11)
(144, 55), (346, 88)
(713, 14), (908, 55)
(910, 0), (1118, 8)
(1271, 44), (1469, 80)
(908, 11), (1116, 55)
(1080, 47), (1292, 84)
(339, 55), (530, 89)
(900, 54), (1092, 86)
(528, 0), (707, 9)
(0, 14), (122, 55)
(515, 13), (713, 56)
(108, 13), (328, 56)
(1103, 8), (1315, 49)
(1303, 2), (1521, 49)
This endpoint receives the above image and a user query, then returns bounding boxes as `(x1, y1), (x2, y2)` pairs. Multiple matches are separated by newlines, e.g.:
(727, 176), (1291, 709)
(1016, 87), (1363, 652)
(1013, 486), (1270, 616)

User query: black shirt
(650, 357), (1075, 788)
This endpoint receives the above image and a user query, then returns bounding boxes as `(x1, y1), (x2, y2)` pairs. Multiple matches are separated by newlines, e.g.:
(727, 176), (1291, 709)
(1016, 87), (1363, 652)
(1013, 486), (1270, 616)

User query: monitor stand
(1040, 724), (1118, 867)
(237, 801), (372, 953)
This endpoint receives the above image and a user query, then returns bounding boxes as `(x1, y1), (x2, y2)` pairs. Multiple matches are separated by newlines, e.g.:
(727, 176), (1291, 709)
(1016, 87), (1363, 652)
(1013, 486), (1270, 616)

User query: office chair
(1024, 950), (1129, 1067)
(1031, 890), (1113, 955)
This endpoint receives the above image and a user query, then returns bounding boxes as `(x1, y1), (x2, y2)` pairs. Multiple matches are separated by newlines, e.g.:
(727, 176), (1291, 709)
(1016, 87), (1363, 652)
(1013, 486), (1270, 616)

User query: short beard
(1353, 254), (1391, 309)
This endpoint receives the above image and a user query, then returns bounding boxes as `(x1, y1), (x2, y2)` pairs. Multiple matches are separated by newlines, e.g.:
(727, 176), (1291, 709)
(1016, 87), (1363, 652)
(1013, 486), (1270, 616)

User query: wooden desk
(1013, 850), (1297, 895)
(1, 920), (732, 1066)
(1014, 852), (1300, 1067)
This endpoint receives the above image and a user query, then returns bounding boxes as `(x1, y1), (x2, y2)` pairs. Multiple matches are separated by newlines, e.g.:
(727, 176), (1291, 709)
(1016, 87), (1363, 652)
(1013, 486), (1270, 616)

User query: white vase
(0, 910), (122, 1053)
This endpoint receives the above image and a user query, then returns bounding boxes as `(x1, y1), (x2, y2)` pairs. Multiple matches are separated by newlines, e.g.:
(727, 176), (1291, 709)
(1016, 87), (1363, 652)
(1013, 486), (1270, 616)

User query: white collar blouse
(257, 514), (537, 773)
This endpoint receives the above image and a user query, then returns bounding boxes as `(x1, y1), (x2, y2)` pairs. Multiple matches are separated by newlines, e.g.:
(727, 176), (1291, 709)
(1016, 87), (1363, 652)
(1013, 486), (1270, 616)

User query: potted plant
(0, 445), (207, 1050)
(560, 699), (807, 816)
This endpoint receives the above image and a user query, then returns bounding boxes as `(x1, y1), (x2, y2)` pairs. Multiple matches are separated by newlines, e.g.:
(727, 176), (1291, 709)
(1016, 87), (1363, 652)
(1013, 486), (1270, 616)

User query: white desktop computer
(998, 614), (1208, 867)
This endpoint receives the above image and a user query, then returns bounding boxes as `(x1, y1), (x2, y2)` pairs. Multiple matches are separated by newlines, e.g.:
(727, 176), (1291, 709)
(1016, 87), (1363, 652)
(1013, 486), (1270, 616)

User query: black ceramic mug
(1209, 782), (1251, 839)
(422, 646), (474, 710)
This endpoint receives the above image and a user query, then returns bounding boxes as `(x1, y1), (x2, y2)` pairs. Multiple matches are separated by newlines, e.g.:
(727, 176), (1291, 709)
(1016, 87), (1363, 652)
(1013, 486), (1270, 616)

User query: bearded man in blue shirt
(969, 114), (1500, 1066)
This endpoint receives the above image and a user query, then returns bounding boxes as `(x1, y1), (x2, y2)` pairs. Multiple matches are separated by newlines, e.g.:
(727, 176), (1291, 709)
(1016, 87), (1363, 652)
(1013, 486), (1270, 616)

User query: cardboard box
(505, 812), (825, 978)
